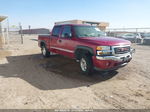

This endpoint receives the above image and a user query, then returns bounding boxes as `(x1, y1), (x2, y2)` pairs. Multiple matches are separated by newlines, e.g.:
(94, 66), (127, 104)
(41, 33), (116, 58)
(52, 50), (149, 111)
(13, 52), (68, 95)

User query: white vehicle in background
(142, 33), (150, 39)
(142, 33), (150, 45)
(119, 33), (142, 43)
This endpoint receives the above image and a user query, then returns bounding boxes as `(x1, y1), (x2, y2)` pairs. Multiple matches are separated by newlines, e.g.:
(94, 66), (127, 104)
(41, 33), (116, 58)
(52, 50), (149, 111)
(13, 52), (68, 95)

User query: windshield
(74, 26), (106, 38)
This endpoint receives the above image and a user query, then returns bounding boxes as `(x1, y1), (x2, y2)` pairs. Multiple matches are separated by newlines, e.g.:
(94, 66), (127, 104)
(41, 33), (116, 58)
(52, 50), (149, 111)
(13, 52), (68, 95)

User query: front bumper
(93, 49), (135, 71)
(93, 57), (132, 70)
(95, 61), (128, 72)
(96, 53), (132, 62)
(96, 48), (135, 62)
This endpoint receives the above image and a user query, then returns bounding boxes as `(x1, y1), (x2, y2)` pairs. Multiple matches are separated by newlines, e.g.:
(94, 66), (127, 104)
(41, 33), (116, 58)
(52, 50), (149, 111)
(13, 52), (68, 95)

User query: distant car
(142, 33), (150, 39)
(142, 33), (150, 45)
(119, 33), (142, 43)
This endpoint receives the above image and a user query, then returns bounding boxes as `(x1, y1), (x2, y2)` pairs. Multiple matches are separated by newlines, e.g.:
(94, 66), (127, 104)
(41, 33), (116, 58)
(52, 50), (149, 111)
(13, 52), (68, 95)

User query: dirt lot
(0, 35), (150, 109)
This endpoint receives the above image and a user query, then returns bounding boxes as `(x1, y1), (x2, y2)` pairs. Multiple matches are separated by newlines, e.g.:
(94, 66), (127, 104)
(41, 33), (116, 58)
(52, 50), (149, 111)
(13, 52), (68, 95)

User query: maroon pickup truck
(38, 24), (134, 75)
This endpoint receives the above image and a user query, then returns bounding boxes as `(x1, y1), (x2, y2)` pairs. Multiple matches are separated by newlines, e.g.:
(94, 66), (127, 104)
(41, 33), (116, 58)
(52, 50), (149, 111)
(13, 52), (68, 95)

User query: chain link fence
(0, 27), (23, 46)
(8, 27), (23, 44)
(106, 28), (150, 44)
(0, 20), (23, 47)
(106, 28), (150, 37)
(7, 27), (49, 45)
(2, 25), (150, 46)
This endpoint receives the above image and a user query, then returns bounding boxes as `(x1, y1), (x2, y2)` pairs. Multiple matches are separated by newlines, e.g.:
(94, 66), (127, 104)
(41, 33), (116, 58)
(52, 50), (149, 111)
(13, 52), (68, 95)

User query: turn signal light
(96, 46), (102, 50)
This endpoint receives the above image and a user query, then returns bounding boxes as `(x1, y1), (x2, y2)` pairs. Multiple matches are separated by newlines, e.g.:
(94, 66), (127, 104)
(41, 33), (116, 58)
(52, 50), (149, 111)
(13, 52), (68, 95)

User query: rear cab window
(52, 26), (62, 37)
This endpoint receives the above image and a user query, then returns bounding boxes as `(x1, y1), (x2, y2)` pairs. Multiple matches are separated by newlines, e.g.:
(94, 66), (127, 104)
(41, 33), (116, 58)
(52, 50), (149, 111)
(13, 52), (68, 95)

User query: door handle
(58, 40), (62, 43)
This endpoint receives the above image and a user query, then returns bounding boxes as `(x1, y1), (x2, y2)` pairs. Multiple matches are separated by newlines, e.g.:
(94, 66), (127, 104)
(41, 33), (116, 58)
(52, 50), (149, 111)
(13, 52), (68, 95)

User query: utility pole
(19, 23), (23, 44)
(29, 25), (31, 35)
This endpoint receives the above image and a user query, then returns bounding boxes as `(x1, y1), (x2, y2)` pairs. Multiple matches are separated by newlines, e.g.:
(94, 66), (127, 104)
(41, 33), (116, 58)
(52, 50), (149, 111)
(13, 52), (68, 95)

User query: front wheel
(79, 55), (93, 75)
(41, 45), (50, 57)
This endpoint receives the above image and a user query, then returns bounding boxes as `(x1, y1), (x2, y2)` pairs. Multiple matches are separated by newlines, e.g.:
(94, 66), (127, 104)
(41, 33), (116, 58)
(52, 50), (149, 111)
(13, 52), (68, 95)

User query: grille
(114, 46), (130, 54)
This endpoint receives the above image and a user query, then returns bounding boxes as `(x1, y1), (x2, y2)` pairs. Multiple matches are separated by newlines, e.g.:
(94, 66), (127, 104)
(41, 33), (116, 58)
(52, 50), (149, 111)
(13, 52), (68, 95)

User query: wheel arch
(40, 40), (46, 48)
(75, 45), (94, 60)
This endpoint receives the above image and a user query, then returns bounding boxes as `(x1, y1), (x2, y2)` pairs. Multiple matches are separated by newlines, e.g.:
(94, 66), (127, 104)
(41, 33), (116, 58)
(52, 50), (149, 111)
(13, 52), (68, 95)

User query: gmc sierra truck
(38, 24), (134, 75)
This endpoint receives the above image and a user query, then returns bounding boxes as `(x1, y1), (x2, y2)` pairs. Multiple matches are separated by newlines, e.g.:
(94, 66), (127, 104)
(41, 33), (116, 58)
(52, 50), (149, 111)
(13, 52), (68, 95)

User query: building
(55, 20), (109, 31)
(20, 28), (50, 34)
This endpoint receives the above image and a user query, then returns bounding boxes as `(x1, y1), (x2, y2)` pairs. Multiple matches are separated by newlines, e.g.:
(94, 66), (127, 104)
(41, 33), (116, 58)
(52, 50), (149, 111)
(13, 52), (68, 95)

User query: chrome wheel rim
(80, 58), (87, 72)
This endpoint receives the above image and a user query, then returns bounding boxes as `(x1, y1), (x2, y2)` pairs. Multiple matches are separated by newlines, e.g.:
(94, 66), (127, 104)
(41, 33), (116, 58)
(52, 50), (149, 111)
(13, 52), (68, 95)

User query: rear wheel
(41, 45), (50, 57)
(79, 55), (93, 75)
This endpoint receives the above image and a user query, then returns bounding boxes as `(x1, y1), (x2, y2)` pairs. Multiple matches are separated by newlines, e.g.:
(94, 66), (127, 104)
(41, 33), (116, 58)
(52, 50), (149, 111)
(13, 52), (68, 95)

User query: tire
(41, 45), (50, 57)
(79, 55), (93, 75)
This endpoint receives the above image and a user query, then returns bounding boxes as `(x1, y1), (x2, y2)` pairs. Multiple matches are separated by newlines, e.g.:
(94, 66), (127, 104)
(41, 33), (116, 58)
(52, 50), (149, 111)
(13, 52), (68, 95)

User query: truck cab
(38, 24), (134, 75)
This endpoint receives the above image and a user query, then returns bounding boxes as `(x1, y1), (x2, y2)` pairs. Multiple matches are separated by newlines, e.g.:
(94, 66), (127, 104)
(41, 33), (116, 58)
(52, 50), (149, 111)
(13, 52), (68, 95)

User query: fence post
(29, 25), (31, 35)
(0, 22), (2, 48)
(19, 23), (23, 44)
(6, 18), (9, 45)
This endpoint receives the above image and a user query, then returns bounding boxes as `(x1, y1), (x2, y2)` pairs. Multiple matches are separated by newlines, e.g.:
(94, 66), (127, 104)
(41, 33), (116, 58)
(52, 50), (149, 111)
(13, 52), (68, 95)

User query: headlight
(96, 46), (112, 56)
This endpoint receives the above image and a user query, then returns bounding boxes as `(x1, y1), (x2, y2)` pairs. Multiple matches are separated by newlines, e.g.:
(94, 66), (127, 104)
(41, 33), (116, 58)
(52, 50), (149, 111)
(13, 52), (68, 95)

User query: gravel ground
(0, 35), (150, 109)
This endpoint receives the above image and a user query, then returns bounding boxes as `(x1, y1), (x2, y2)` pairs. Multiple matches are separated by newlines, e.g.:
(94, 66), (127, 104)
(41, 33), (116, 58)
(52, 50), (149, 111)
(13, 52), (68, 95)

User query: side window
(52, 26), (62, 37)
(61, 26), (72, 38)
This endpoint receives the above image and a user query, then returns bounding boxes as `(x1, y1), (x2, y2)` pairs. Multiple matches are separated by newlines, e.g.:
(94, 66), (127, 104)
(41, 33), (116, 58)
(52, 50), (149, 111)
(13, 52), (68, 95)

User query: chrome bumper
(96, 49), (135, 62)
(96, 54), (132, 62)
(96, 46), (135, 62)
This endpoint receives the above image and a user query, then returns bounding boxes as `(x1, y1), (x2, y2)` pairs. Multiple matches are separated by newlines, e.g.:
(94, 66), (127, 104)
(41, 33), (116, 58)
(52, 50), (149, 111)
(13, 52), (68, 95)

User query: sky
(0, 0), (150, 29)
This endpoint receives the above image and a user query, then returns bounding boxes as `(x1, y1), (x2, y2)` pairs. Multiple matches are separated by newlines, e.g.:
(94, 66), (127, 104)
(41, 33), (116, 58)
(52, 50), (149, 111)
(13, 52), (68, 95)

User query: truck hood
(78, 37), (131, 46)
